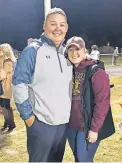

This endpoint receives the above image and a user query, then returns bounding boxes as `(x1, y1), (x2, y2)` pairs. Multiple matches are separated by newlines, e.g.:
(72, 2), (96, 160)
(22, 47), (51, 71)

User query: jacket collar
(40, 33), (65, 49)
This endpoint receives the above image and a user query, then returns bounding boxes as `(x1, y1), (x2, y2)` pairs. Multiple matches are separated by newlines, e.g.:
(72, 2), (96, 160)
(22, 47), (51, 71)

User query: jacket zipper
(57, 51), (63, 73)
(82, 75), (93, 147)
(82, 83), (90, 151)
(82, 79), (89, 139)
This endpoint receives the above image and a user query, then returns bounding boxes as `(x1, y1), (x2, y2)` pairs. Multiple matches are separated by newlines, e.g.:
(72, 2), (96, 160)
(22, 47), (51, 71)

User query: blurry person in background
(113, 47), (119, 66)
(90, 45), (100, 60)
(0, 43), (16, 133)
(27, 38), (34, 45)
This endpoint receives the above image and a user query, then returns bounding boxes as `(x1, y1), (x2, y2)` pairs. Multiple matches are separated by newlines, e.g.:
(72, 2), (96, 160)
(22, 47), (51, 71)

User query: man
(12, 8), (72, 162)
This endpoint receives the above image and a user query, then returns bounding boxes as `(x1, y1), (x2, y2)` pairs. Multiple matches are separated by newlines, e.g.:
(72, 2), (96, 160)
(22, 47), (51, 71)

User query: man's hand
(87, 130), (98, 143)
(25, 115), (35, 127)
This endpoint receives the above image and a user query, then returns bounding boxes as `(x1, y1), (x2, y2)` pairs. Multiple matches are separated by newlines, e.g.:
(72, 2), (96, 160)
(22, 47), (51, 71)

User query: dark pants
(68, 127), (100, 162)
(26, 118), (68, 162)
(0, 98), (15, 129)
(113, 56), (118, 65)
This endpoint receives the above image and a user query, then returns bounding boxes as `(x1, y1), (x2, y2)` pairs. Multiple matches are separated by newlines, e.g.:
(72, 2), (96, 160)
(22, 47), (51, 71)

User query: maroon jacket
(69, 59), (110, 132)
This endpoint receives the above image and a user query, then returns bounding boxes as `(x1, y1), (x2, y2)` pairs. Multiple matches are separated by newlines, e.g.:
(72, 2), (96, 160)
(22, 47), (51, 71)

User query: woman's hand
(88, 130), (98, 143)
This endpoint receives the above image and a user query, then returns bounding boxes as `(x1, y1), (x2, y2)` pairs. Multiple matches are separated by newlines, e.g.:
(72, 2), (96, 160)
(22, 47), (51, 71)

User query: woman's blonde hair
(0, 43), (14, 59)
(0, 43), (15, 68)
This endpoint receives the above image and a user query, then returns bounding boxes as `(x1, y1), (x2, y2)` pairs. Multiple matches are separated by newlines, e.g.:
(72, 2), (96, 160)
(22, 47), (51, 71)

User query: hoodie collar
(75, 59), (96, 71)
(40, 33), (65, 49)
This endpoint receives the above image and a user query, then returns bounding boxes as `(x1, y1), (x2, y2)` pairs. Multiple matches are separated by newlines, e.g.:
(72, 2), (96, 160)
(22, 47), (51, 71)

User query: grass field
(100, 54), (122, 65)
(0, 76), (122, 162)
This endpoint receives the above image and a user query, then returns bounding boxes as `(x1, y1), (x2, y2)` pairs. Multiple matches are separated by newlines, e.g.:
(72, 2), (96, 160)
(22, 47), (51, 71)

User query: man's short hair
(45, 7), (67, 21)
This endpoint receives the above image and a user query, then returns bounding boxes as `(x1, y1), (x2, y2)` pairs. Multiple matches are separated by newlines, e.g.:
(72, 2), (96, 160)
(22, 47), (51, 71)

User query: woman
(0, 43), (16, 132)
(65, 36), (115, 162)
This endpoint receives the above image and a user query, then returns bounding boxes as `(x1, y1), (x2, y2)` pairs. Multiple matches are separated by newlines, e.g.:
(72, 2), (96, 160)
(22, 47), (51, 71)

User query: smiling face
(43, 13), (68, 47)
(67, 45), (86, 67)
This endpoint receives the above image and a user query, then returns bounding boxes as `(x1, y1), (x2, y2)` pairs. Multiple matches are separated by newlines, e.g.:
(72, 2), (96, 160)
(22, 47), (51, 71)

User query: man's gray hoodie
(12, 34), (72, 125)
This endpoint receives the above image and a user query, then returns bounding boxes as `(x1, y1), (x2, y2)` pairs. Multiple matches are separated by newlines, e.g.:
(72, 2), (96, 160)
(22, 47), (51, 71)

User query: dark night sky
(0, 0), (44, 50)
(0, 0), (122, 50)
(52, 0), (122, 47)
